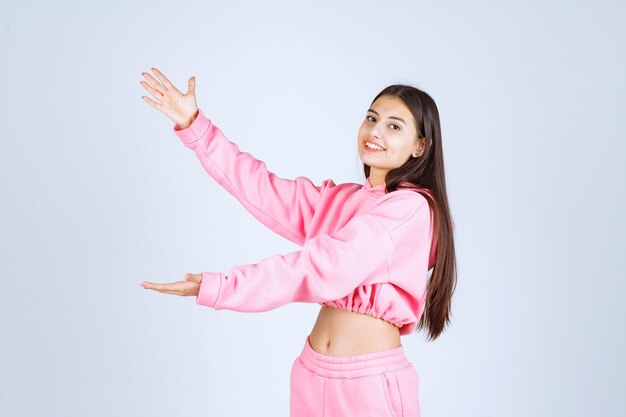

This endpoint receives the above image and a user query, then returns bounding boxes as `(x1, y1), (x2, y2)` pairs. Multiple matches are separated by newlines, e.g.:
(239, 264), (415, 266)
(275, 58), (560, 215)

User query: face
(358, 95), (425, 185)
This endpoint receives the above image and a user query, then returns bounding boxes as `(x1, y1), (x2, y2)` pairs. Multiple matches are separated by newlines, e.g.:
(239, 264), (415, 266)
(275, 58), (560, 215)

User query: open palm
(141, 273), (202, 297)
(140, 67), (199, 128)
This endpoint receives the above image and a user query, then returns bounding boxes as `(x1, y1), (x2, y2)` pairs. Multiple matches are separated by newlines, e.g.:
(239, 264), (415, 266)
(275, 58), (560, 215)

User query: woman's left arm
(192, 192), (429, 311)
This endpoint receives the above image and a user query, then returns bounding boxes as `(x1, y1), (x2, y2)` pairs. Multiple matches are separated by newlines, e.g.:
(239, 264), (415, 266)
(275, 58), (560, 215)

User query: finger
(141, 281), (160, 290)
(185, 273), (202, 283)
(141, 72), (167, 95)
(151, 67), (177, 92)
(140, 80), (165, 100)
(187, 76), (195, 95)
(142, 281), (175, 292)
(141, 95), (162, 112)
(144, 280), (191, 295)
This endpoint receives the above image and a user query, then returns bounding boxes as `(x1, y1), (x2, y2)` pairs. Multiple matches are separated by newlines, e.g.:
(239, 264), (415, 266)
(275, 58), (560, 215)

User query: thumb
(185, 273), (202, 283)
(187, 76), (195, 95)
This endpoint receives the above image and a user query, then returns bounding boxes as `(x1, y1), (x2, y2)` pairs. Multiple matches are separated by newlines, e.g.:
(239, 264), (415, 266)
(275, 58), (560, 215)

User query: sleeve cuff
(196, 271), (224, 308)
(172, 109), (212, 149)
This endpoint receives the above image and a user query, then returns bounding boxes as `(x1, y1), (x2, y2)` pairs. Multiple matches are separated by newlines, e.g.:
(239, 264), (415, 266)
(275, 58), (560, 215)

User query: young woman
(139, 67), (457, 417)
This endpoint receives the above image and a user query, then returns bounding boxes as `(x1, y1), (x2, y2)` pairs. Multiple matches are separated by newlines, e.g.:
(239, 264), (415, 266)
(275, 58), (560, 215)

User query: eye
(366, 115), (401, 131)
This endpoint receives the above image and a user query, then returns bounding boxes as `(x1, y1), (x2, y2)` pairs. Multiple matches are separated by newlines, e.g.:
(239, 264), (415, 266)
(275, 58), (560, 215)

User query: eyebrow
(367, 109), (407, 126)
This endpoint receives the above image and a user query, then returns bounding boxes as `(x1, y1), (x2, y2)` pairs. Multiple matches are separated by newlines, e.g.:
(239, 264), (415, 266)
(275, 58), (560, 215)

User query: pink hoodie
(173, 109), (443, 336)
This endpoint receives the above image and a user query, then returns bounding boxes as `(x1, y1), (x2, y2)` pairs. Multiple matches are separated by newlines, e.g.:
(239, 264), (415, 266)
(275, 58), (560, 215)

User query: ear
(412, 137), (425, 157)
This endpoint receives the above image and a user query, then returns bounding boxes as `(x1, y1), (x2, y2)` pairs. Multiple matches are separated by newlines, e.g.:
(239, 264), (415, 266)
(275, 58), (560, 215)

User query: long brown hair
(363, 84), (457, 341)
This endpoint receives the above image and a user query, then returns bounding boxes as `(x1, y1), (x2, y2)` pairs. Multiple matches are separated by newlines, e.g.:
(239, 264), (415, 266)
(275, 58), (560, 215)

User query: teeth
(366, 141), (384, 151)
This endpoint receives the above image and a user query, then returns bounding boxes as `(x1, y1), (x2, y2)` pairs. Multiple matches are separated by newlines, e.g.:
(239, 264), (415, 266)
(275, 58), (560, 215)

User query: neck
(368, 173), (386, 187)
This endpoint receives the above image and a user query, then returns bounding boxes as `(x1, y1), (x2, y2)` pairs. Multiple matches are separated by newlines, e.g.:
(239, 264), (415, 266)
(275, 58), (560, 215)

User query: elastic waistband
(298, 335), (411, 379)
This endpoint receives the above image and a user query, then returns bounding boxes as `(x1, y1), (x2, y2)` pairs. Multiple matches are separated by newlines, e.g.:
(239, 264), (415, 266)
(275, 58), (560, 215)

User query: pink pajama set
(173, 109), (443, 417)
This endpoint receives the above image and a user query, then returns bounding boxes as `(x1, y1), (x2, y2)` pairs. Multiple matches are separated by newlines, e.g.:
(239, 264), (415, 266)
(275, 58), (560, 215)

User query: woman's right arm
(173, 108), (334, 246)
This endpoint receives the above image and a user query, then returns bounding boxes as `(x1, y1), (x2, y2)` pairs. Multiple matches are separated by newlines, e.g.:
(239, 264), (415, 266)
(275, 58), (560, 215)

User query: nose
(370, 124), (382, 139)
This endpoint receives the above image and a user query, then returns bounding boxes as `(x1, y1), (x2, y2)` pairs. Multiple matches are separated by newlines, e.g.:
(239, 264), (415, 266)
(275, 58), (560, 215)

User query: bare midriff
(308, 305), (401, 357)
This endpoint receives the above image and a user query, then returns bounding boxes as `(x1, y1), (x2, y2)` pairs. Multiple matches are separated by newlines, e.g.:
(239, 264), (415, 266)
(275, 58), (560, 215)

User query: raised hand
(141, 273), (202, 297)
(140, 67), (199, 129)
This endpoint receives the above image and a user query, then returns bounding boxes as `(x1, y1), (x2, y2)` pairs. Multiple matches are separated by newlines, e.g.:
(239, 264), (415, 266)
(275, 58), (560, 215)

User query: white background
(1, 1), (624, 416)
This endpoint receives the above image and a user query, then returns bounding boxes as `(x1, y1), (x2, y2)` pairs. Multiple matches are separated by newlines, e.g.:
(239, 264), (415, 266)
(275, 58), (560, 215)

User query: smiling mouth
(364, 140), (386, 151)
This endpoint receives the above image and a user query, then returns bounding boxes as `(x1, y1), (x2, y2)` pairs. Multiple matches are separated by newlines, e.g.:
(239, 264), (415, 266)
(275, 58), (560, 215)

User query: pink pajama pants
(290, 335), (420, 417)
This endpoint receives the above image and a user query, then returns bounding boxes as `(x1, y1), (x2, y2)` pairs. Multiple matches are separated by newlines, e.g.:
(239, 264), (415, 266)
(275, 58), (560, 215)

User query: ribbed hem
(196, 271), (223, 308)
(172, 109), (211, 149)
(297, 335), (410, 379)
